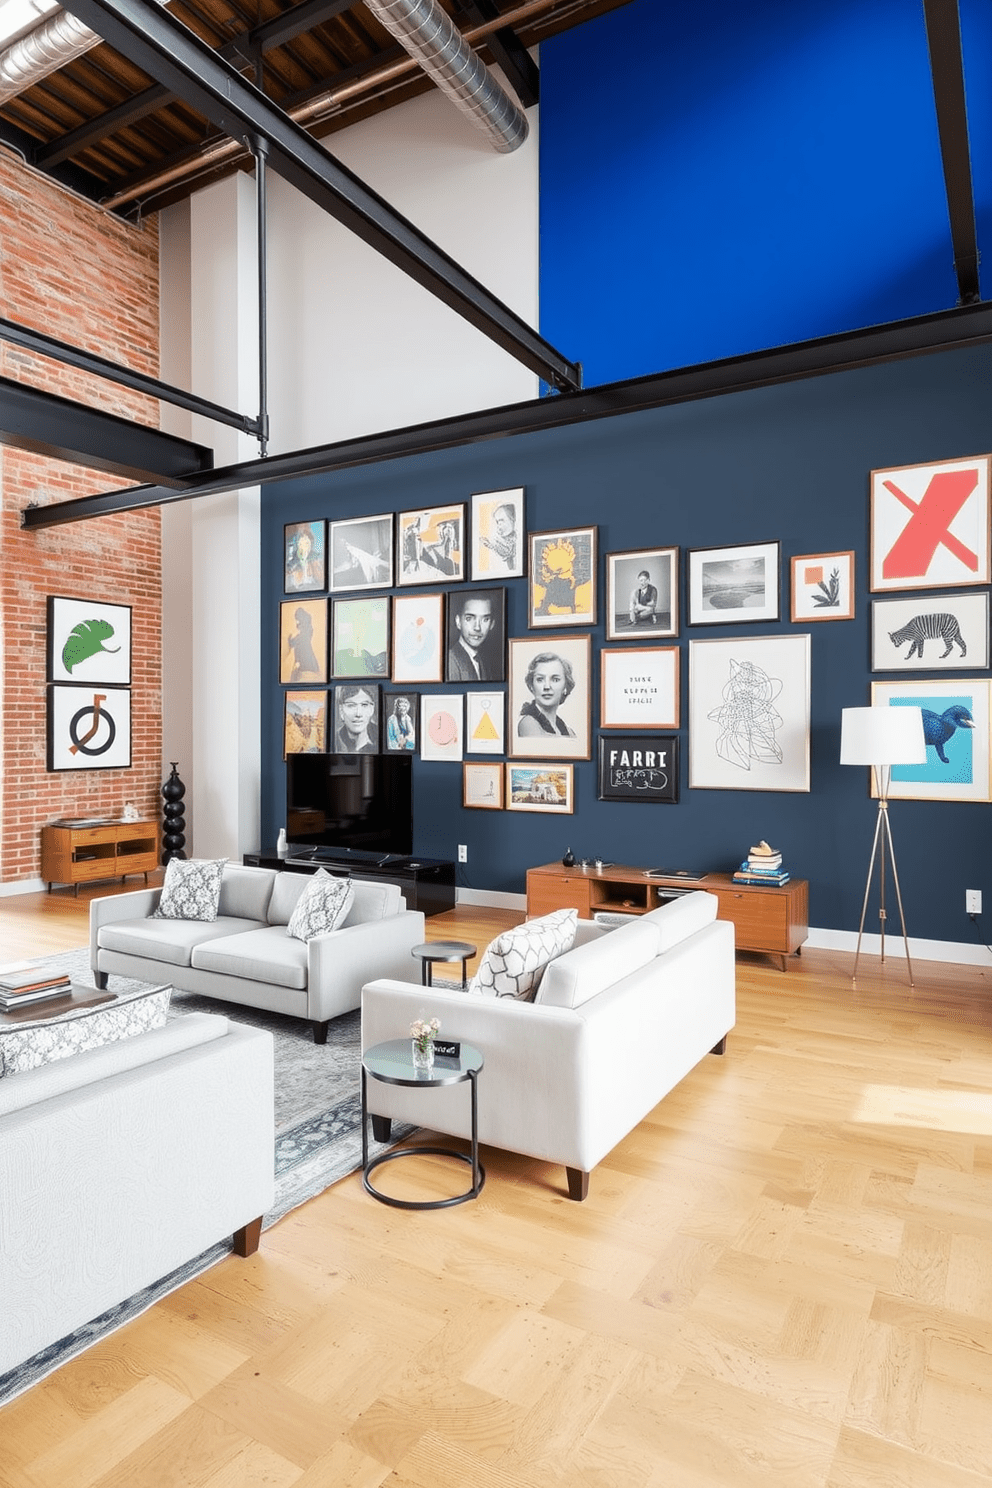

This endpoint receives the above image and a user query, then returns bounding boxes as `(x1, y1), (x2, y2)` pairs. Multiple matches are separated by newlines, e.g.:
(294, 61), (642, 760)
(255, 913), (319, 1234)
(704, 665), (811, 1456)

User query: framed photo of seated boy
(606, 548), (678, 640)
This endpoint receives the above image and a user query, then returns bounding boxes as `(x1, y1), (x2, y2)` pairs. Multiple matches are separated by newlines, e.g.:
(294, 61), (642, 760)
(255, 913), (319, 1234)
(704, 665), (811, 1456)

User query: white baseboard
(806, 925), (992, 968)
(455, 887), (527, 911)
(0, 878), (46, 898)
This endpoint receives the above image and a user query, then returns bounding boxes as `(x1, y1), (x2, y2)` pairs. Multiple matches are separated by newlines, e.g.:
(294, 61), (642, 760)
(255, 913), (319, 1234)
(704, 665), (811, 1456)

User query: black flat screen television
(286, 753), (413, 862)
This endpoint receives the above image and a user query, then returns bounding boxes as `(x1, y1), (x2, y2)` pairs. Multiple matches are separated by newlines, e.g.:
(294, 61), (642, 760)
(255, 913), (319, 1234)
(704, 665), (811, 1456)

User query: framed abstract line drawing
(420, 694), (464, 762)
(331, 595), (390, 678)
(598, 735), (679, 803)
(870, 455), (991, 591)
(687, 540), (780, 624)
(871, 592), (990, 672)
(508, 635), (592, 761)
(606, 547), (678, 640)
(528, 527), (597, 628)
(790, 551), (855, 621)
(471, 487), (525, 580)
(391, 593), (444, 684)
(397, 504), (466, 585)
(47, 685), (131, 771)
(284, 691), (327, 755)
(505, 763), (574, 814)
(48, 596), (132, 686)
(870, 680), (991, 802)
(688, 634), (811, 792)
(465, 691), (505, 755)
(384, 692), (419, 752)
(280, 599), (327, 685)
(463, 762), (504, 809)
(328, 513), (393, 592)
(600, 647), (680, 729)
(284, 521), (327, 593)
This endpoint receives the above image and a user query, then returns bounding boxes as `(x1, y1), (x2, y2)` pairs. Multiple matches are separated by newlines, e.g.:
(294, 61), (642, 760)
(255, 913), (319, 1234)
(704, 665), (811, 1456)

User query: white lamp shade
(840, 706), (927, 766)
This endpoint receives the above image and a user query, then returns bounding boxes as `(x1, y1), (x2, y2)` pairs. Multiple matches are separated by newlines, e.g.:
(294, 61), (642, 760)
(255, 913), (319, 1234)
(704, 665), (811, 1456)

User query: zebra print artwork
(872, 594), (989, 671)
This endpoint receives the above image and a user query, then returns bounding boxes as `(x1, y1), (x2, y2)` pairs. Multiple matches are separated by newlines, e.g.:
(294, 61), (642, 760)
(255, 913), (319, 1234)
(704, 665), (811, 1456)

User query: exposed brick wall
(0, 154), (162, 885)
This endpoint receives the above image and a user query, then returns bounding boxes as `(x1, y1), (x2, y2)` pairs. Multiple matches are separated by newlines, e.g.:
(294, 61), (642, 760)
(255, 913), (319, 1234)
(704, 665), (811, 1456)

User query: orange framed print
(790, 551), (855, 621)
(528, 526), (597, 627)
(870, 455), (991, 592)
(280, 599), (327, 685)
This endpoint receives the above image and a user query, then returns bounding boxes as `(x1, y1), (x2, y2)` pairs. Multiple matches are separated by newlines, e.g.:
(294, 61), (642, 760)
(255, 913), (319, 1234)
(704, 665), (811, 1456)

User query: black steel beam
(34, 83), (171, 169)
(0, 116), (108, 198)
(2, 377), (213, 486)
(57, 0), (580, 390)
(461, 0), (539, 107)
(0, 316), (260, 435)
(22, 301), (992, 529)
(250, 0), (355, 54)
(922, 0), (981, 304)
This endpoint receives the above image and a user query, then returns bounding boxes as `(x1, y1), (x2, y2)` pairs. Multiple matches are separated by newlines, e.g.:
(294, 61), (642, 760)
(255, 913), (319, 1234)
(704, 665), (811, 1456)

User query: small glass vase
(412, 1039), (435, 1071)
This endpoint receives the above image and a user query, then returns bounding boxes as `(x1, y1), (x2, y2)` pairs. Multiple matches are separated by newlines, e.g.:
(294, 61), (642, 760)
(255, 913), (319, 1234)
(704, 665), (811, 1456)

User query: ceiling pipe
(0, 8), (100, 104)
(360, 0), (528, 152)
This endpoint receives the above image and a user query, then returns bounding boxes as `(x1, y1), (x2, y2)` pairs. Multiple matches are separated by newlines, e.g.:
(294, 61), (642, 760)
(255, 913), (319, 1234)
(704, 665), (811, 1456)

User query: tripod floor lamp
(840, 705), (926, 985)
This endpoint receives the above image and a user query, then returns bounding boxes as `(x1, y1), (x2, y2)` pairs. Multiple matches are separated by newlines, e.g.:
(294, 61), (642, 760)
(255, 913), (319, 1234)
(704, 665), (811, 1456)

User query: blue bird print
(921, 704), (975, 765)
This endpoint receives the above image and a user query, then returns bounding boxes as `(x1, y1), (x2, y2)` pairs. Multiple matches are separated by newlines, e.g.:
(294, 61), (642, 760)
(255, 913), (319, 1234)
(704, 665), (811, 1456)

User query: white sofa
(91, 865), (426, 1042)
(361, 892), (735, 1200)
(0, 1012), (273, 1378)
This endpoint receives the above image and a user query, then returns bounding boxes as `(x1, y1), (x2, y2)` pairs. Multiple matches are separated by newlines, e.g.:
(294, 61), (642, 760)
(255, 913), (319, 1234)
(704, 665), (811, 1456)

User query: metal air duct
(361, 0), (528, 153)
(0, 8), (101, 105)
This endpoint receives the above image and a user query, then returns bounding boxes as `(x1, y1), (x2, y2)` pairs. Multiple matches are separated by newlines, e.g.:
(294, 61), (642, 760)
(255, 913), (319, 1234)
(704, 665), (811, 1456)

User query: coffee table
(361, 1037), (485, 1209)
(411, 940), (477, 987)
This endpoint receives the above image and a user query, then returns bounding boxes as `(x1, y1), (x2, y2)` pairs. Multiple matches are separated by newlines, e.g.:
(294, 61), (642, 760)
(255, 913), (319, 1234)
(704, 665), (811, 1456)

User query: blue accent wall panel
(260, 343), (992, 946)
(539, 0), (991, 387)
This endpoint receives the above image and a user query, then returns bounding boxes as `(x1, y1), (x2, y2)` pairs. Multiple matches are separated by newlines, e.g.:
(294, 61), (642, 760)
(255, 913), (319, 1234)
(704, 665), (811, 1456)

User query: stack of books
(0, 961), (72, 1011)
(733, 841), (790, 886)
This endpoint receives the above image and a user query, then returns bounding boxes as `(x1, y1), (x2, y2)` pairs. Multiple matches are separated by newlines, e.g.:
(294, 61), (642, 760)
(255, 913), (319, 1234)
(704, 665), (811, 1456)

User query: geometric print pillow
(286, 869), (355, 943)
(153, 857), (228, 922)
(0, 984), (172, 1078)
(467, 908), (578, 1000)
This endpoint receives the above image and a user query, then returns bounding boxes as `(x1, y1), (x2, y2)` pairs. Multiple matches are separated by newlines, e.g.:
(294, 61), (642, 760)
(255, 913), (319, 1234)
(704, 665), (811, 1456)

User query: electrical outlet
(458, 844), (468, 863)
(966, 889), (982, 915)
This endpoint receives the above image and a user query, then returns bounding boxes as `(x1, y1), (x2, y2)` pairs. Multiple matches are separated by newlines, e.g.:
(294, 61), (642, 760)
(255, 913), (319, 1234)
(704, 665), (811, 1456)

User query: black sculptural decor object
(162, 761), (187, 864)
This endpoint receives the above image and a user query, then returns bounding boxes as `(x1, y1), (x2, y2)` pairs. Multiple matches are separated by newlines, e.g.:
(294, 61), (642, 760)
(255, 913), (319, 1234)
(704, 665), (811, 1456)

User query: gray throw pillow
(286, 870), (355, 942)
(153, 858), (227, 921)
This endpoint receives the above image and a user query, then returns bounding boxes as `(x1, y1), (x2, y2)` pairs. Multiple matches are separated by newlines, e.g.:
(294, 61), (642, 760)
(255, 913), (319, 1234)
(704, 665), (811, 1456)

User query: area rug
(0, 947), (419, 1408)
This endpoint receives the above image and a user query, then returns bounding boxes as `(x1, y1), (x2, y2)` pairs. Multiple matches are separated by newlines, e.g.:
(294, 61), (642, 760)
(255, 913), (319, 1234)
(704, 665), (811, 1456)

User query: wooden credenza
(525, 862), (808, 971)
(41, 819), (160, 894)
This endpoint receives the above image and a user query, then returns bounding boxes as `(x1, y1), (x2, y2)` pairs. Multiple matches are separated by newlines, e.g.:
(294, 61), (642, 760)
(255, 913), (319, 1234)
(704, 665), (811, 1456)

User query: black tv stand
(243, 849), (456, 918)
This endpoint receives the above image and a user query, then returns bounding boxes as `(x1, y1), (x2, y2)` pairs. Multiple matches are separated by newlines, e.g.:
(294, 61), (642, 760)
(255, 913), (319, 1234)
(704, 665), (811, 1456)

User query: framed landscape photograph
(421, 693), (464, 762)
(48, 596), (132, 686)
(600, 647), (680, 729)
(598, 735), (679, 804)
(445, 586), (506, 683)
(688, 540), (780, 624)
(870, 454), (991, 592)
(606, 547), (678, 639)
(465, 691), (505, 755)
(871, 592), (990, 671)
(280, 599), (327, 685)
(331, 683), (380, 753)
(688, 633), (811, 792)
(529, 526), (597, 628)
(471, 487), (525, 580)
(506, 763), (574, 814)
(383, 692), (419, 752)
(790, 551), (855, 621)
(47, 685), (131, 771)
(328, 513), (393, 591)
(284, 521), (326, 594)
(284, 691), (326, 755)
(870, 679), (992, 802)
(508, 635), (591, 760)
(391, 593), (444, 684)
(397, 504), (466, 585)
(463, 761), (504, 810)
(331, 595), (390, 678)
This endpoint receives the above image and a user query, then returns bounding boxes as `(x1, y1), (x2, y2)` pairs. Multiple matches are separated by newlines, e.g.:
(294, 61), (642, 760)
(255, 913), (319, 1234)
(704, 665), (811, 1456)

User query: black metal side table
(361, 1038), (485, 1209)
(411, 940), (477, 987)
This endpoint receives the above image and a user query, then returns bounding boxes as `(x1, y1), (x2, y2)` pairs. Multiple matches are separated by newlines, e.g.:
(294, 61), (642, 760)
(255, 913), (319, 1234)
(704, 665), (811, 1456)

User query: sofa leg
(233, 1216), (263, 1257)
(710, 1036), (727, 1056)
(370, 1114), (392, 1144)
(312, 1020), (329, 1045)
(95, 971), (109, 990)
(566, 1167), (589, 1202)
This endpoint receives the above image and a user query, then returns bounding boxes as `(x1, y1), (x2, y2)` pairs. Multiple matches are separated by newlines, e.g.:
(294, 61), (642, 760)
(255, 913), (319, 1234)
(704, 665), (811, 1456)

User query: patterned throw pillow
(153, 858), (227, 922)
(468, 908), (578, 1000)
(286, 870), (355, 943)
(0, 984), (172, 1078)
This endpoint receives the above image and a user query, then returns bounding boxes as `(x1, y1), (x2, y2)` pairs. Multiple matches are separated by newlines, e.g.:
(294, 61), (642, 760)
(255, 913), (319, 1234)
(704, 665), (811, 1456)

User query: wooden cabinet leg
(710, 1036), (727, 1056)
(233, 1216), (262, 1257)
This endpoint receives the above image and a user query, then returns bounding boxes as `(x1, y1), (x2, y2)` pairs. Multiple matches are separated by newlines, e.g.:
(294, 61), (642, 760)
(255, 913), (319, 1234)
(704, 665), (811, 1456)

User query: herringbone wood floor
(1, 882), (990, 1487)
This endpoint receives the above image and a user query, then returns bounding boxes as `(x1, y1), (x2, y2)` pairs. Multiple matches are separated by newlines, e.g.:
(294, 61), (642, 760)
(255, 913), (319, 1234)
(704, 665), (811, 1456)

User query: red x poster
(871, 455), (990, 592)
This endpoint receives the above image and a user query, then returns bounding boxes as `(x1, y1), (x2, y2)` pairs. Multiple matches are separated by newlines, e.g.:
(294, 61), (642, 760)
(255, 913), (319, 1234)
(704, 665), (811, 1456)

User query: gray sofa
(91, 864), (426, 1042)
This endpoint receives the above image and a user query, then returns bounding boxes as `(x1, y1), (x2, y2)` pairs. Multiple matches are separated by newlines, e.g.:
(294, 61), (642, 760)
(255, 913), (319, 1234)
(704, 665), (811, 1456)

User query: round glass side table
(361, 1038), (485, 1209)
(411, 940), (477, 987)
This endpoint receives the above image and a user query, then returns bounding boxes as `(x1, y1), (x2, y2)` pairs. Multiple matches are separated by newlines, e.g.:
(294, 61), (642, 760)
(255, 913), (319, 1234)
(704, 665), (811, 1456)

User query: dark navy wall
(260, 342), (992, 944)
(539, 0), (992, 387)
